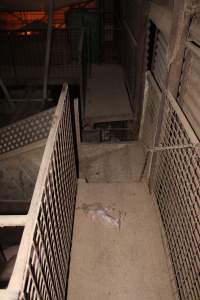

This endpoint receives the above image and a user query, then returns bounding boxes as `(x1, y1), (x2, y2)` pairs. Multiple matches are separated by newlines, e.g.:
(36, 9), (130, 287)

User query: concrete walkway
(67, 143), (174, 300)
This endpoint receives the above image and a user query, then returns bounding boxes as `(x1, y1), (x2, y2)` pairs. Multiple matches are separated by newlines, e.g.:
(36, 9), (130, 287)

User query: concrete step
(79, 142), (145, 183)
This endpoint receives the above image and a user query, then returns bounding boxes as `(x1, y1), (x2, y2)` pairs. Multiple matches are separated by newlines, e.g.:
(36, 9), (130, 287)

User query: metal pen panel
(0, 84), (77, 299)
(18, 85), (77, 299)
(153, 93), (200, 300)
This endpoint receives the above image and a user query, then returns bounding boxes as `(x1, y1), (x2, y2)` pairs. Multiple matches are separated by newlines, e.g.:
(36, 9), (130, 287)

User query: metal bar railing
(0, 83), (77, 299)
(140, 72), (200, 300)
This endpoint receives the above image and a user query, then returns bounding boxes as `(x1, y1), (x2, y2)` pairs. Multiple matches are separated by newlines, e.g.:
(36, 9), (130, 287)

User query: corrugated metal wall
(178, 16), (200, 139)
(151, 30), (168, 90)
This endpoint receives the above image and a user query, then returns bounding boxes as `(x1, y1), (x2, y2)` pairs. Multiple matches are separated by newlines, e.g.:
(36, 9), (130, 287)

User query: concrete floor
(79, 142), (145, 182)
(85, 65), (133, 125)
(67, 143), (174, 300)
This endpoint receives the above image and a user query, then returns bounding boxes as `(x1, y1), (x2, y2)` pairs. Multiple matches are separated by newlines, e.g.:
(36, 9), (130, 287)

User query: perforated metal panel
(153, 93), (200, 300)
(0, 108), (55, 155)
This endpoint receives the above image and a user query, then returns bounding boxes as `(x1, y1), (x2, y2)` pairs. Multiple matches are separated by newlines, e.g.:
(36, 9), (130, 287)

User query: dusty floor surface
(79, 142), (145, 182)
(85, 65), (133, 124)
(68, 142), (174, 300)
(67, 180), (174, 300)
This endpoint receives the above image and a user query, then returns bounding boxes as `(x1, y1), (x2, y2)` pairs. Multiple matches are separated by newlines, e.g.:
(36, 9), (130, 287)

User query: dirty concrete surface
(79, 142), (145, 182)
(67, 142), (174, 300)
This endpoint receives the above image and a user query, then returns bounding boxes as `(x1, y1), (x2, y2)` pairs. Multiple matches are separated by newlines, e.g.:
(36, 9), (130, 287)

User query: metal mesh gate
(141, 73), (200, 300)
(0, 84), (77, 299)
(153, 93), (200, 300)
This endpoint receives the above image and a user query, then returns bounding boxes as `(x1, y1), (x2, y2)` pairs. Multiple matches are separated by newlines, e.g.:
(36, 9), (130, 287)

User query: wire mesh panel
(0, 108), (55, 155)
(0, 29), (82, 85)
(17, 85), (77, 299)
(152, 92), (200, 300)
(0, 84), (77, 300)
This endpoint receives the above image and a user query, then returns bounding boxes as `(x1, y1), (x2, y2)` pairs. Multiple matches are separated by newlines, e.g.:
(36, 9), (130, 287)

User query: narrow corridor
(68, 143), (174, 300)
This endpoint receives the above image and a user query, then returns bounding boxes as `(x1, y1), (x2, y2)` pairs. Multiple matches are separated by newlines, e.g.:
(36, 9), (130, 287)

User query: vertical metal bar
(43, 0), (54, 102)
(0, 78), (15, 111)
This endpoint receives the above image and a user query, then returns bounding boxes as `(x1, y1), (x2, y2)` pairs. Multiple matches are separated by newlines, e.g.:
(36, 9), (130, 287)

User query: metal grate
(0, 108), (55, 155)
(152, 93), (200, 300)
(140, 71), (200, 300)
(18, 84), (76, 299)
(0, 29), (82, 85)
(0, 84), (77, 299)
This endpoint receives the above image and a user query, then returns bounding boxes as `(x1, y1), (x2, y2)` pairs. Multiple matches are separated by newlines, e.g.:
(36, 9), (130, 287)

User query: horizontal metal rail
(0, 215), (27, 227)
